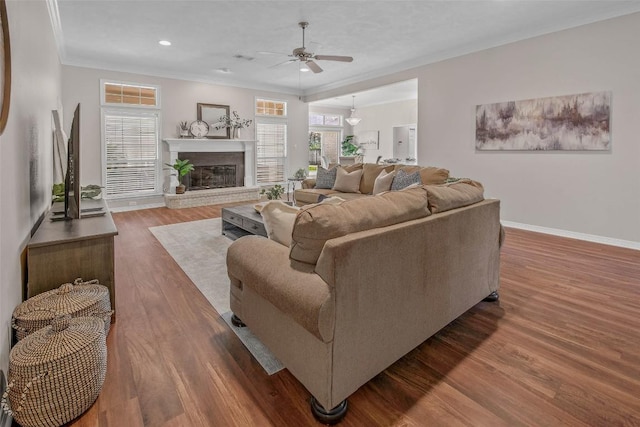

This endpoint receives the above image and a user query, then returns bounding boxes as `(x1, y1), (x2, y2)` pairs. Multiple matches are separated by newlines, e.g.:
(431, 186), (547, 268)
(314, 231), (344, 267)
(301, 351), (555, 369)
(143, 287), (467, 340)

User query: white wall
(351, 99), (417, 163)
(0, 1), (62, 374)
(417, 12), (640, 243)
(61, 66), (309, 189)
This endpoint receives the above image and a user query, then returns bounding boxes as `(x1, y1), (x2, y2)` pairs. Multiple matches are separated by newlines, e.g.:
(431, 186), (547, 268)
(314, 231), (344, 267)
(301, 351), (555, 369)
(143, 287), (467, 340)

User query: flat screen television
(52, 103), (80, 220)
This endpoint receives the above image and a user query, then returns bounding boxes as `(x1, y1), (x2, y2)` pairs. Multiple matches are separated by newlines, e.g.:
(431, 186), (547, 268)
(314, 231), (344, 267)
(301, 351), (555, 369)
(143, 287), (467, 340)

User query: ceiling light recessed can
(158, 40), (171, 46)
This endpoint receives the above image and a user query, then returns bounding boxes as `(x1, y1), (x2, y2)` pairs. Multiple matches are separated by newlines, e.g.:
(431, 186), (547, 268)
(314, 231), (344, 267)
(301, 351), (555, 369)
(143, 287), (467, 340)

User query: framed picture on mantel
(197, 103), (230, 139)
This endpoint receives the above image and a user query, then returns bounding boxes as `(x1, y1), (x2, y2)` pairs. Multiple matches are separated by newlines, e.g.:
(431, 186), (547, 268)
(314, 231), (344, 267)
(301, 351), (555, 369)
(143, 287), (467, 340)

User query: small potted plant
(215, 111), (253, 139)
(165, 158), (194, 194)
(260, 184), (285, 200)
(178, 121), (189, 138)
(293, 168), (307, 180)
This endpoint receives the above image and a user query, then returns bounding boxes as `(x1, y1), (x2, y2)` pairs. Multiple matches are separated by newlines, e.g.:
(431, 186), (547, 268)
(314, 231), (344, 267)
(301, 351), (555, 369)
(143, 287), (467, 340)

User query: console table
(27, 199), (118, 321)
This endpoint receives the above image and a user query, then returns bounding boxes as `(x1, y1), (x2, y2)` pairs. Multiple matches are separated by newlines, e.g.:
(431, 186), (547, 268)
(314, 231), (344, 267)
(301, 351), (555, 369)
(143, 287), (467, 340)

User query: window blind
(104, 82), (157, 106)
(104, 112), (159, 197)
(256, 121), (286, 183)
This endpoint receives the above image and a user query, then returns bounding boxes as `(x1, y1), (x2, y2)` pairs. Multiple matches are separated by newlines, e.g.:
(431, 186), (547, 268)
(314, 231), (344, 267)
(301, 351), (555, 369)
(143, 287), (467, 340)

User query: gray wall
(62, 66), (310, 189)
(308, 13), (640, 245)
(0, 1), (62, 374)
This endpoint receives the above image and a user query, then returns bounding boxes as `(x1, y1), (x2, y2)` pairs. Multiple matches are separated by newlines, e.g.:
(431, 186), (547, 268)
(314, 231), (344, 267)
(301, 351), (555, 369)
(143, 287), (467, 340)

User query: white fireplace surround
(163, 138), (257, 193)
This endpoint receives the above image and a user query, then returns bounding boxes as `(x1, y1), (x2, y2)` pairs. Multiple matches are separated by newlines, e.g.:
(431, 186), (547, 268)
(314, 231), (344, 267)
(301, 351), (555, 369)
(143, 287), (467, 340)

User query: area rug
(149, 218), (284, 375)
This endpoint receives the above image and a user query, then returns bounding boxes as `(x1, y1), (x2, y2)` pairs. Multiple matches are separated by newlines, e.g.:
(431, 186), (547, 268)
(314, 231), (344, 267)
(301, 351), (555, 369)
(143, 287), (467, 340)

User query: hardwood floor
(68, 204), (640, 426)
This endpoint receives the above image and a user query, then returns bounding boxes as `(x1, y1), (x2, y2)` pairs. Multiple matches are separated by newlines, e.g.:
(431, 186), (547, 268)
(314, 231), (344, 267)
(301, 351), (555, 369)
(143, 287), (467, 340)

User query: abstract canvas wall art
(476, 91), (611, 151)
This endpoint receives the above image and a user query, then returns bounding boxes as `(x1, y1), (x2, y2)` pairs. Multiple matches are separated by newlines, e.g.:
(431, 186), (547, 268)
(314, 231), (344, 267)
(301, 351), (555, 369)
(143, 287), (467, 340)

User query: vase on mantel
(231, 127), (240, 139)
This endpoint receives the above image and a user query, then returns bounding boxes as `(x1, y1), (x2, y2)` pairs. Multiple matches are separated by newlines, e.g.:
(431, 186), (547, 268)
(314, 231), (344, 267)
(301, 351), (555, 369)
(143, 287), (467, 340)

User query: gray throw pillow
(315, 167), (337, 189)
(391, 169), (422, 191)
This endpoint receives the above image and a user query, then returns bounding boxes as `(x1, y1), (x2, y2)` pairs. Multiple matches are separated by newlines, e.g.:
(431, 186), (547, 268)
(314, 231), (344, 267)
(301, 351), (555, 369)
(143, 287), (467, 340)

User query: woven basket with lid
(1, 315), (107, 427)
(13, 278), (112, 341)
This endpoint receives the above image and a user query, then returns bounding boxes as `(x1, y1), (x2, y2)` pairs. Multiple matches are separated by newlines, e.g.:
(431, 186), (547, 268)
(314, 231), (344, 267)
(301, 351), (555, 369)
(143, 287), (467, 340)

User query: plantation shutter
(104, 112), (159, 197)
(256, 121), (286, 183)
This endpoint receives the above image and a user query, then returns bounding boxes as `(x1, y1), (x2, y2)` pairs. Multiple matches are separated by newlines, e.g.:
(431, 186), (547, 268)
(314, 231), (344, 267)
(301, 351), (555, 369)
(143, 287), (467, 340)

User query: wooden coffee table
(221, 204), (267, 240)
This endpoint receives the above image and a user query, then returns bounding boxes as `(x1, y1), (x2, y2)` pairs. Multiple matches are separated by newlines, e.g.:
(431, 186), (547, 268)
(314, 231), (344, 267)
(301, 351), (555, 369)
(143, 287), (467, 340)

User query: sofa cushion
(426, 179), (485, 214)
(295, 188), (338, 206)
(396, 165), (450, 185)
(290, 186), (431, 265)
(361, 164), (395, 194)
(332, 167), (363, 193)
(315, 167), (337, 189)
(391, 169), (422, 191)
(372, 169), (396, 195)
(260, 201), (300, 246)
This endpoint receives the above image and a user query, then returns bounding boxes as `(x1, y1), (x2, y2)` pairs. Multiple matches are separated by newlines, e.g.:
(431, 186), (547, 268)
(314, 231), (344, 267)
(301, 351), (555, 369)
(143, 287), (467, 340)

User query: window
(309, 130), (341, 164)
(103, 82), (158, 107)
(102, 110), (160, 198)
(309, 113), (342, 126)
(256, 99), (286, 117)
(101, 80), (161, 198)
(255, 98), (287, 184)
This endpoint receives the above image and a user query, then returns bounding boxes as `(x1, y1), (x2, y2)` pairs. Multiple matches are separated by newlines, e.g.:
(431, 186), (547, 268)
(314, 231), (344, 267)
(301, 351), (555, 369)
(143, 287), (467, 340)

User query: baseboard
(108, 202), (166, 213)
(501, 221), (640, 251)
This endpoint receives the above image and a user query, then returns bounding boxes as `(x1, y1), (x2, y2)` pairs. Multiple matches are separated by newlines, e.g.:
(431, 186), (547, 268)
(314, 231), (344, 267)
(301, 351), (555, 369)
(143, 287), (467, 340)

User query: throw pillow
(396, 165), (450, 185)
(372, 169), (396, 195)
(315, 167), (337, 189)
(332, 167), (363, 193)
(391, 169), (422, 191)
(260, 201), (300, 247)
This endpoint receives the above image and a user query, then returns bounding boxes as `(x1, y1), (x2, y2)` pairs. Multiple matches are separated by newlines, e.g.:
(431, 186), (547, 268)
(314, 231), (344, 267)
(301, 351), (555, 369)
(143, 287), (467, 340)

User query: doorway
(392, 125), (417, 162)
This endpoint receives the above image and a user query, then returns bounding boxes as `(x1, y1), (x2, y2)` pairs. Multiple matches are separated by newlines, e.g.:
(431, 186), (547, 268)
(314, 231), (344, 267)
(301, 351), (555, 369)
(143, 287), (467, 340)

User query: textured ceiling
(53, 1), (640, 106)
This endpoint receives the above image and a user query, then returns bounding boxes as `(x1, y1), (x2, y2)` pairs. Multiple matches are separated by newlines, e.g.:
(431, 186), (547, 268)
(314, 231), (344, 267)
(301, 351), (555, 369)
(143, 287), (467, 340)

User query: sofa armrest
(302, 178), (316, 189)
(226, 236), (335, 342)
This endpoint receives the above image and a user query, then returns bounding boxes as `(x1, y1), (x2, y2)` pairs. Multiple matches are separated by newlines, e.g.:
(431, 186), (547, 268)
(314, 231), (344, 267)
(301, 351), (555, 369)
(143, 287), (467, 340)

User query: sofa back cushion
(395, 165), (450, 185)
(290, 186), (431, 265)
(425, 179), (485, 214)
(360, 164), (395, 194)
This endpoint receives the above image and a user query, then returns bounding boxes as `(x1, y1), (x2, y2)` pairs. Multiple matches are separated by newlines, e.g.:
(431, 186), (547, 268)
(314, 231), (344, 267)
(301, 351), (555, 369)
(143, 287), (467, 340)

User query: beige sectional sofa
(226, 176), (503, 424)
(294, 162), (451, 206)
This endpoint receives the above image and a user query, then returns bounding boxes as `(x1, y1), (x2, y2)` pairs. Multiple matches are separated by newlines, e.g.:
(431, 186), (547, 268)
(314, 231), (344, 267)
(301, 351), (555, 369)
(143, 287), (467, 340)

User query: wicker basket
(13, 279), (112, 341)
(1, 315), (107, 427)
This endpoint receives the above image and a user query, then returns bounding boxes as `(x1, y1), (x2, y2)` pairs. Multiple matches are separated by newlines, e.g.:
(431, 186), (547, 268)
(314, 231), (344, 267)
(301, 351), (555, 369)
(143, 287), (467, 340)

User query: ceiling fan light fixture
(345, 95), (361, 126)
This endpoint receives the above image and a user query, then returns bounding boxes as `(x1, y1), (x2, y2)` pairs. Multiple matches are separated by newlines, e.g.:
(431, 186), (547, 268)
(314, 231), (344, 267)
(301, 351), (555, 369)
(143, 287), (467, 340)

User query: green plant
(341, 135), (361, 156)
(165, 158), (194, 178)
(293, 168), (307, 179)
(260, 184), (284, 200)
(309, 132), (321, 151)
(179, 121), (188, 131)
(215, 111), (253, 130)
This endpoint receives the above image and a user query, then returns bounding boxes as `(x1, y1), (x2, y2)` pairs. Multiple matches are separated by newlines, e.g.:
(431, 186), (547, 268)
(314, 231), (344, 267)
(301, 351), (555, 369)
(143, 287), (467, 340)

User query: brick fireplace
(179, 151), (244, 190)
(163, 138), (259, 208)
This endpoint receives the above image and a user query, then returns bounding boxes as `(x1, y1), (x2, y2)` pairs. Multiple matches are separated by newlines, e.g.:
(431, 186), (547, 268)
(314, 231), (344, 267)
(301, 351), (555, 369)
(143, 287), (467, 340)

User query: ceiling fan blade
(269, 59), (296, 68)
(314, 55), (353, 62)
(305, 60), (323, 73)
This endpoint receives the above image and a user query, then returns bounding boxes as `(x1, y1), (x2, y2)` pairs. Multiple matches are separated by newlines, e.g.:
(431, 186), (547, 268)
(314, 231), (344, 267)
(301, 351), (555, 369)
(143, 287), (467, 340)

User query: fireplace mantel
(163, 138), (257, 189)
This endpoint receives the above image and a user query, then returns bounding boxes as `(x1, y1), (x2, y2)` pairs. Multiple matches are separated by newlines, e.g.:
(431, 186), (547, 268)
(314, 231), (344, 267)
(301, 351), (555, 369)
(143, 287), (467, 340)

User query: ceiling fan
(272, 21), (353, 73)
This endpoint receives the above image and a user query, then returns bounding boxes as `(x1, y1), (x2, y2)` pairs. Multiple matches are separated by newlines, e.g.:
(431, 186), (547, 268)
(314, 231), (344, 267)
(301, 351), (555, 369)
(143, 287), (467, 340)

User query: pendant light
(345, 95), (361, 126)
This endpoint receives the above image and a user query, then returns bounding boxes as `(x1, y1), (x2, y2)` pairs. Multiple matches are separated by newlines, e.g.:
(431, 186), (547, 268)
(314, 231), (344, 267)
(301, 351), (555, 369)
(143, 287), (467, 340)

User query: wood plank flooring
(68, 204), (640, 426)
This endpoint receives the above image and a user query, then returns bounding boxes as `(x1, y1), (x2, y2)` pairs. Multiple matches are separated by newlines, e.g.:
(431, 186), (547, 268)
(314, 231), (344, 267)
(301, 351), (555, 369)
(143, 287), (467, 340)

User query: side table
(287, 178), (305, 203)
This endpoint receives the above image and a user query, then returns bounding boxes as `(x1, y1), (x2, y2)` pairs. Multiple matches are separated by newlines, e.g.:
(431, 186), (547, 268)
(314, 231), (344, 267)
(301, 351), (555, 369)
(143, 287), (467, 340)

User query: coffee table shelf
(221, 204), (267, 240)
